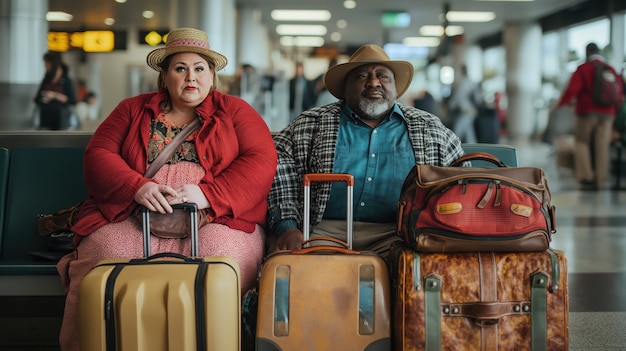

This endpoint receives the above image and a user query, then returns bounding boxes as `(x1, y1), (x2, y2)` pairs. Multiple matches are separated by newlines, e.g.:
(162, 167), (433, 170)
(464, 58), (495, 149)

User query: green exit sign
(381, 12), (411, 28)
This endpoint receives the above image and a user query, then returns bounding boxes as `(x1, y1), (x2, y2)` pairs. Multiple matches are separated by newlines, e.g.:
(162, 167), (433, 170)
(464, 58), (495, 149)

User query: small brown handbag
(143, 206), (212, 239)
(37, 201), (82, 237)
(137, 118), (213, 239)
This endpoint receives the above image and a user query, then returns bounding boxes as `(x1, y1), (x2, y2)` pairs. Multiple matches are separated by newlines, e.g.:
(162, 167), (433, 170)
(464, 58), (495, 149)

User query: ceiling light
(104, 18), (115, 26)
(402, 37), (441, 47)
(440, 66), (455, 85)
(445, 11), (495, 22)
(343, 0), (356, 9)
(276, 24), (327, 36)
(280, 36), (325, 47)
(475, 0), (533, 1)
(420, 25), (464, 37)
(115, 0), (127, 3)
(46, 11), (73, 22)
(143, 11), (154, 19)
(271, 10), (331, 21)
(330, 32), (342, 42)
(336, 19), (347, 29)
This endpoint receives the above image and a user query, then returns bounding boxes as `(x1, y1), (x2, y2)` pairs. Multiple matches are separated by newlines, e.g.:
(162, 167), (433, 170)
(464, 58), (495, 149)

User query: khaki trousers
(574, 113), (614, 188)
(311, 219), (403, 264)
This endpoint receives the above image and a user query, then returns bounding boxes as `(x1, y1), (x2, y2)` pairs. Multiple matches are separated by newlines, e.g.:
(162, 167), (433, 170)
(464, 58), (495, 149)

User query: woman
(56, 27), (277, 350)
(34, 52), (77, 130)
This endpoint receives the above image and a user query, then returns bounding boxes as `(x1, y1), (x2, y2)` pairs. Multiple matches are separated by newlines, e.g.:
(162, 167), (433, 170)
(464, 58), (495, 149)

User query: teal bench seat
(0, 147), (87, 275)
(462, 143), (519, 167)
(0, 148), (9, 254)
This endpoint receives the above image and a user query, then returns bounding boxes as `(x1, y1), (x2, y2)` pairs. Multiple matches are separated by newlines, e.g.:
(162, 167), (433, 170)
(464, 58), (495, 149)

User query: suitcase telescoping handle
(303, 173), (354, 249)
(141, 203), (199, 257)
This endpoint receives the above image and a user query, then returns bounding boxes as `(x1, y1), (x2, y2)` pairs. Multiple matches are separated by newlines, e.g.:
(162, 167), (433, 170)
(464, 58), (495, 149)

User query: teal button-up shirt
(324, 103), (415, 222)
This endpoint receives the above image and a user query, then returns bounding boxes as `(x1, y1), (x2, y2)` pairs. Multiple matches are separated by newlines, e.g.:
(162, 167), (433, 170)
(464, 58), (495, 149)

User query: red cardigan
(71, 90), (277, 239)
(557, 57), (623, 116)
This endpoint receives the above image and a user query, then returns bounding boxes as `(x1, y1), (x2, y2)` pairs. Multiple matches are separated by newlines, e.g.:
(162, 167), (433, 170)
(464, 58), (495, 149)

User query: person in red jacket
(56, 28), (277, 351)
(556, 42), (624, 190)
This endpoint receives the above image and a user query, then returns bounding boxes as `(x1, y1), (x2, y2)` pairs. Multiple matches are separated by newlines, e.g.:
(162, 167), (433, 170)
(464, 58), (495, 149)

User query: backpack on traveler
(589, 61), (622, 107)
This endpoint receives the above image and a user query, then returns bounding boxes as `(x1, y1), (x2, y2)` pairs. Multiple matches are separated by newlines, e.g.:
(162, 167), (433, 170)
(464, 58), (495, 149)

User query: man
(266, 44), (465, 261)
(556, 42), (624, 190)
(288, 61), (317, 121)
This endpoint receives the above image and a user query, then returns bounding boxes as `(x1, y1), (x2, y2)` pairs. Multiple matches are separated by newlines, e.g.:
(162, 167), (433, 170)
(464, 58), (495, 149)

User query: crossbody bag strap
(144, 118), (201, 178)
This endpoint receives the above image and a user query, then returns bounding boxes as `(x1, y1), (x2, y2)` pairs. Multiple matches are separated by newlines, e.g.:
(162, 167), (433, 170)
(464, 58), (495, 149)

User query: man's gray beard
(359, 98), (394, 121)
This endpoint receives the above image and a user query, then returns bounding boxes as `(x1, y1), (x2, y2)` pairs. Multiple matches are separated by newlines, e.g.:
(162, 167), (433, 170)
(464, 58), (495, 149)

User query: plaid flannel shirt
(266, 101), (465, 236)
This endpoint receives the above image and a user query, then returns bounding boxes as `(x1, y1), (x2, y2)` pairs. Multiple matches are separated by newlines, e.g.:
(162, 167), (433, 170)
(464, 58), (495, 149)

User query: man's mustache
(361, 88), (386, 98)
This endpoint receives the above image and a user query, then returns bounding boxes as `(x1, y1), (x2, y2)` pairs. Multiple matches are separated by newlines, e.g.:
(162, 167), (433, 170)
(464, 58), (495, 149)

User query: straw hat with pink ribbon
(146, 28), (228, 72)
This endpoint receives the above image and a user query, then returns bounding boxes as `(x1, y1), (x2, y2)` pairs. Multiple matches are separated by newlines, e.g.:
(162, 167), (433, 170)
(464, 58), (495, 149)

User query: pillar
(199, 0), (236, 76)
(236, 6), (271, 71)
(609, 13), (625, 71)
(175, 0), (237, 75)
(503, 21), (542, 144)
(236, 6), (280, 130)
(0, 0), (48, 129)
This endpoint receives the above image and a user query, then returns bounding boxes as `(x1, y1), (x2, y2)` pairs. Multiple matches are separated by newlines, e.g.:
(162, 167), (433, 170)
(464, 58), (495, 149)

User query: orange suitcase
(255, 174), (392, 351)
(78, 203), (241, 351)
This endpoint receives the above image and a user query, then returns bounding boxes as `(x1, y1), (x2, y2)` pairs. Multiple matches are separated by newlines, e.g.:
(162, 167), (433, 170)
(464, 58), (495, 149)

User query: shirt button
(371, 153), (376, 158)
(360, 202), (366, 207)
(373, 129), (378, 134)
(367, 177), (373, 182)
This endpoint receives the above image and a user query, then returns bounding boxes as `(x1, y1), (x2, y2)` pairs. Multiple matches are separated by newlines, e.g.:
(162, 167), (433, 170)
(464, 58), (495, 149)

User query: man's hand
(268, 228), (305, 254)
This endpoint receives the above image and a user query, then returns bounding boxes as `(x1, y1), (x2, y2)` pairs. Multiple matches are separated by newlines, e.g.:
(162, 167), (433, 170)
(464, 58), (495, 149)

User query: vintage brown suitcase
(78, 203), (241, 351)
(255, 174), (392, 351)
(393, 246), (568, 351)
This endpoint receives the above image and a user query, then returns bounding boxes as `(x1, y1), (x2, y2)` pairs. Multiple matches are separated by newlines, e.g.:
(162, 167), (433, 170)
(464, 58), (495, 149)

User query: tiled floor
(512, 140), (626, 350)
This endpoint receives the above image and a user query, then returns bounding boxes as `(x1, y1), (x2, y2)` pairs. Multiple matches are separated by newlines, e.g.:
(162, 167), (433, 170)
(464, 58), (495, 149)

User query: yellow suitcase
(78, 203), (241, 351)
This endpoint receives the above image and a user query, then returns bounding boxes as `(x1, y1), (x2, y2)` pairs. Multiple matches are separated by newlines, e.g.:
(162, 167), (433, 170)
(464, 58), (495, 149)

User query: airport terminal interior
(1, 0), (626, 350)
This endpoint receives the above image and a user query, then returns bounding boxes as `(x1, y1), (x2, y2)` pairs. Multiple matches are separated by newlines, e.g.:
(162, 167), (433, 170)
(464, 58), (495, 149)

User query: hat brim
(324, 61), (414, 99)
(146, 46), (228, 72)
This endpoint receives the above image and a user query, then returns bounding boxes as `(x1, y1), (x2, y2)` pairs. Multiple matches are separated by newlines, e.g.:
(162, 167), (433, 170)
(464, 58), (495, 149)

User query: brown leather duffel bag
(397, 152), (557, 252)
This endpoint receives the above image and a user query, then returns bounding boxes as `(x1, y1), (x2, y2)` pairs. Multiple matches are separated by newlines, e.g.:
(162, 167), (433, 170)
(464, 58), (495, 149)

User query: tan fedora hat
(324, 44), (414, 99)
(146, 28), (228, 72)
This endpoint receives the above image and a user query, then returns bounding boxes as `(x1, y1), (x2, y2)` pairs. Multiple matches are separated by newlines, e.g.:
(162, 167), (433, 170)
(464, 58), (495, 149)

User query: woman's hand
(134, 182), (178, 214)
(167, 184), (210, 210)
(41, 90), (67, 103)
